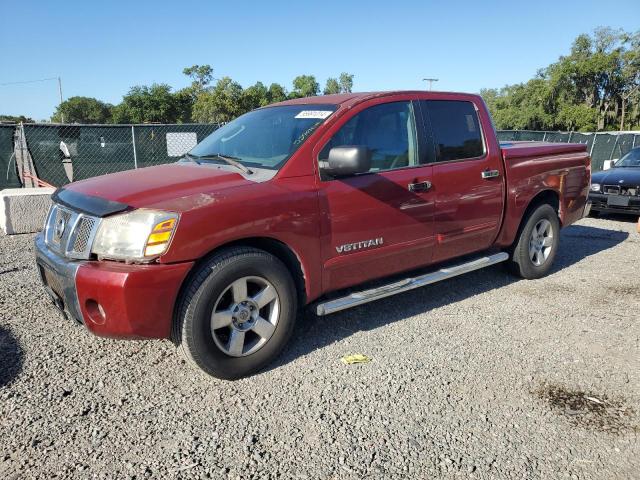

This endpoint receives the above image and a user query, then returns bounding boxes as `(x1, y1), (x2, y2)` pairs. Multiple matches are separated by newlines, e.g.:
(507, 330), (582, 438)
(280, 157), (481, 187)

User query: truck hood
(65, 163), (254, 211)
(592, 167), (640, 185)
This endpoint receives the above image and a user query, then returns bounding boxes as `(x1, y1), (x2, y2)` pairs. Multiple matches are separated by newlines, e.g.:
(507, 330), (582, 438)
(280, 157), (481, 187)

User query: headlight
(91, 209), (179, 262)
(590, 183), (601, 192)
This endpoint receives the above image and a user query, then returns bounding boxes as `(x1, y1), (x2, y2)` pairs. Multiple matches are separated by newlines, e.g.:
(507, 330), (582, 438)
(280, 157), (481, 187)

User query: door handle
(481, 169), (500, 179)
(408, 180), (432, 192)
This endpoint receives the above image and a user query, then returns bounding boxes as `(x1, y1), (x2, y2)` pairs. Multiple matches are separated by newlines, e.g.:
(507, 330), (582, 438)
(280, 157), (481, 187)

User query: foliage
(183, 65), (214, 91)
(0, 114), (35, 123)
(192, 77), (246, 123)
(111, 84), (182, 124)
(324, 78), (340, 95)
(482, 28), (640, 131)
(338, 72), (354, 93)
(324, 73), (354, 95)
(51, 96), (113, 124)
(290, 75), (320, 98)
(45, 65), (354, 124)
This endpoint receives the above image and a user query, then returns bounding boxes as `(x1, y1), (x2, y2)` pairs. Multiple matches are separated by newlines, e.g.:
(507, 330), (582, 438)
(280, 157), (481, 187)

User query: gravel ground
(1, 216), (639, 479)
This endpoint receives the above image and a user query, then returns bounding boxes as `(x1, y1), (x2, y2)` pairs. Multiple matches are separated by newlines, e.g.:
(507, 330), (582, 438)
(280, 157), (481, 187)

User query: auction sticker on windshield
(294, 110), (333, 119)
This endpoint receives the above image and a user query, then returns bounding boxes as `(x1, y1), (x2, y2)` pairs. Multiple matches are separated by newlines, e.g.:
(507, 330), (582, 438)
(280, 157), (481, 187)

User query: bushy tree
(0, 115), (35, 123)
(183, 64), (214, 91)
(192, 77), (246, 123)
(291, 75), (319, 98)
(481, 28), (640, 131)
(267, 83), (288, 103)
(324, 73), (354, 95)
(338, 72), (354, 93)
(51, 96), (113, 123)
(111, 84), (180, 123)
(324, 77), (340, 95)
(242, 81), (269, 110)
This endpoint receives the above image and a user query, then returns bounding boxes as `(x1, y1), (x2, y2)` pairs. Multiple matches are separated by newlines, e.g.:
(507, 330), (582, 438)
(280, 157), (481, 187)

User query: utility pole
(422, 78), (439, 91)
(58, 77), (64, 123)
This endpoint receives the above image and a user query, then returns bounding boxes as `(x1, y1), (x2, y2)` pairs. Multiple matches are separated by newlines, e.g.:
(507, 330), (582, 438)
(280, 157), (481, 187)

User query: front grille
(603, 185), (639, 196)
(72, 217), (96, 253)
(44, 203), (100, 260)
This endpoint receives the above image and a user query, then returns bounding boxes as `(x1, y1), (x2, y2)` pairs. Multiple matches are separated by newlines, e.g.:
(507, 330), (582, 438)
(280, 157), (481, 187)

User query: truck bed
(500, 141), (588, 160)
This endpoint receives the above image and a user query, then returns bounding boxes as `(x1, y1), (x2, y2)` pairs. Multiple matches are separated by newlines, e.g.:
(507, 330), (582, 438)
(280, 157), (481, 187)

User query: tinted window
(319, 101), (418, 173)
(423, 100), (484, 162)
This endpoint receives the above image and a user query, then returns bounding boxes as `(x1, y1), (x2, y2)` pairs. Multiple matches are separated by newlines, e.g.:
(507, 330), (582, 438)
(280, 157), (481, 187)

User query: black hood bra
(52, 188), (130, 217)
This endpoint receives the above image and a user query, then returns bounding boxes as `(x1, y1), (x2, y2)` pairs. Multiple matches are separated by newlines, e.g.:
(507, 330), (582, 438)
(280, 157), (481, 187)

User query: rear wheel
(173, 247), (297, 380)
(507, 204), (560, 279)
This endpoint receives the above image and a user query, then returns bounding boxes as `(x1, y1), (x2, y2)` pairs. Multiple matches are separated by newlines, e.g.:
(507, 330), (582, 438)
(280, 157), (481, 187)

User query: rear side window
(422, 100), (484, 162)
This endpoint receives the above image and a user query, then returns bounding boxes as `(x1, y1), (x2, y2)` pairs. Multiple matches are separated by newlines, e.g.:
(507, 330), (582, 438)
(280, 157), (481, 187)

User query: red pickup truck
(35, 91), (591, 379)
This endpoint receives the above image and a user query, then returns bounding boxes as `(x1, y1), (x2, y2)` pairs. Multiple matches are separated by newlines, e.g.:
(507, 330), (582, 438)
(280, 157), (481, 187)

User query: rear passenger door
(419, 100), (504, 263)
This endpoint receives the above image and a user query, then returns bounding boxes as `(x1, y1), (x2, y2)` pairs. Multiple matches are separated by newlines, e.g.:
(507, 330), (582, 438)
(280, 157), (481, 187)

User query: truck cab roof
(270, 91), (483, 108)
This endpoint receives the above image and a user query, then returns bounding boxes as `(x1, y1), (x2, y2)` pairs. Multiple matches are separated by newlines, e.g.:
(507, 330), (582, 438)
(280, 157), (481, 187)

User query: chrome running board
(315, 252), (509, 316)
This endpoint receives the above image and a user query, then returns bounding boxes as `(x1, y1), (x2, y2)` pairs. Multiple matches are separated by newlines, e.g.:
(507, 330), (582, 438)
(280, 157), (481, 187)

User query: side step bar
(315, 252), (509, 316)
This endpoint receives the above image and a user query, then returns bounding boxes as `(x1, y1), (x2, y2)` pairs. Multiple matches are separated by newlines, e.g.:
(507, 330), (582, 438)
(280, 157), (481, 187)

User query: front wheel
(507, 204), (560, 279)
(173, 247), (298, 380)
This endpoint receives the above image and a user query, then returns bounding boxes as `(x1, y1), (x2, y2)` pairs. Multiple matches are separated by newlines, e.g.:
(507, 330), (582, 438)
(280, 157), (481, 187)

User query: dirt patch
(606, 285), (640, 296)
(537, 384), (639, 434)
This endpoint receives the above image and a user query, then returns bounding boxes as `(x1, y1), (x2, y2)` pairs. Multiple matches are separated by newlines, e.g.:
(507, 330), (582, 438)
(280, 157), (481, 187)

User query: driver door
(316, 100), (436, 293)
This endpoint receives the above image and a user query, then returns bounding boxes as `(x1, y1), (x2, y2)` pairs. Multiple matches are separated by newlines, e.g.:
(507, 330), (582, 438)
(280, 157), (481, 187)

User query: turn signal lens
(144, 218), (177, 257)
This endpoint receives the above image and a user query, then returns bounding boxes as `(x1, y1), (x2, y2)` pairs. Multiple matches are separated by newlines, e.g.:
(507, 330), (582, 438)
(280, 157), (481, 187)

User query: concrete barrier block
(1, 188), (55, 235)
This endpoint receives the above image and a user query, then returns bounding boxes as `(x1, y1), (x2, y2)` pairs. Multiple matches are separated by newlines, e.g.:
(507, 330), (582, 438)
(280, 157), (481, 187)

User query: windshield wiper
(191, 153), (253, 174)
(182, 152), (201, 165)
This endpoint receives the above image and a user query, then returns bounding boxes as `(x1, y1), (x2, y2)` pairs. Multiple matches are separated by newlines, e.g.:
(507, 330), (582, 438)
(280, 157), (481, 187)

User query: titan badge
(336, 237), (384, 254)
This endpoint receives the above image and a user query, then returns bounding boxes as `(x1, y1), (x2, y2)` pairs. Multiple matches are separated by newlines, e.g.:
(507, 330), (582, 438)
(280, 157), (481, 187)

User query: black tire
(588, 209), (600, 218)
(173, 247), (298, 380)
(507, 204), (560, 279)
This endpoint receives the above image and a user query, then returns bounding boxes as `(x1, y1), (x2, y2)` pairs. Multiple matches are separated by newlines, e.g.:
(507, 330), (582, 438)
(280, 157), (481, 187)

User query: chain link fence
(2, 124), (639, 190)
(1, 123), (220, 189)
(497, 130), (640, 172)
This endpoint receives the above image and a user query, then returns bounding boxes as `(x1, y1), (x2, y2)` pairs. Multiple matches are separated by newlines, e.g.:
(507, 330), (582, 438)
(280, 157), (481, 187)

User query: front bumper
(35, 233), (194, 339)
(588, 193), (640, 215)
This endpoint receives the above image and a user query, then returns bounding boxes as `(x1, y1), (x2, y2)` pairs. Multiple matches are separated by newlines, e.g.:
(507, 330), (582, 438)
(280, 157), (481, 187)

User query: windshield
(189, 104), (337, 170)
(616, 148), (640, 167)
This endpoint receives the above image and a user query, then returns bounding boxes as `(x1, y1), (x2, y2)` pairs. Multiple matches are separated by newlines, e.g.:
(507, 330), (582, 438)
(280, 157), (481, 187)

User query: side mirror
(324, 146), (371, 177)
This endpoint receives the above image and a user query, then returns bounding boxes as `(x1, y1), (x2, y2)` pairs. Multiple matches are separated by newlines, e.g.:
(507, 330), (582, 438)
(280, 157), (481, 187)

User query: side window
(319, 101), (419, 173)
(423, 100), (484, 162)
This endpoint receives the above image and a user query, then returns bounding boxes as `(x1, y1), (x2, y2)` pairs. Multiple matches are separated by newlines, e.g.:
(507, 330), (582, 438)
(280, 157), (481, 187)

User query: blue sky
(1, 0), (638, 120)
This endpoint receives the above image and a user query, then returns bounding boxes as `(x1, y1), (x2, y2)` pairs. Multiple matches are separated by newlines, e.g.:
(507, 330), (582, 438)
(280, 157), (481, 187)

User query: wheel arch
(175, 237), (309, 315)
(510, 189), (561, 248)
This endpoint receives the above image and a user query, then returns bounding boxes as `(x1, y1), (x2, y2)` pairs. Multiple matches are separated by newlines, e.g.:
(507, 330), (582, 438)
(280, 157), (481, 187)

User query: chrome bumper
(34, 232), (85, 324)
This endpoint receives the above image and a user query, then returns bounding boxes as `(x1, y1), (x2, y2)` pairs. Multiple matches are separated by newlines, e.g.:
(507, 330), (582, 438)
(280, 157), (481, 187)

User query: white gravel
(1, 216), (639, 479)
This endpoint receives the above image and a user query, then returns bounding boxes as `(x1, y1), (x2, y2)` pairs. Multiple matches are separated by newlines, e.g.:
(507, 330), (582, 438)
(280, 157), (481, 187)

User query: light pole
(58, 77), (64, 123)
(422, 78), (439, 91)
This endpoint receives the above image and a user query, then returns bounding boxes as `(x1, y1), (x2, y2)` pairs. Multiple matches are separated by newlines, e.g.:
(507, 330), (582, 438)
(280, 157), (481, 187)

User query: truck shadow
(269, 224), (629, 371)
(0, 326), (24, 387)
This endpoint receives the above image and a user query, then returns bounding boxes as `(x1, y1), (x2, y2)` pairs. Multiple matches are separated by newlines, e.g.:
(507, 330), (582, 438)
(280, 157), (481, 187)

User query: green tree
(242, 81), (269, 110)
(192, 77), (246, 123)
(0, 114), (35, 123)
(338, 72), (354, 93)
(290, 75), (319, 98)
(183, 64), (214, 91)
(481, 28), (640, 131)
(323, 77), (340, 95)
(111, 84), (180, 123)
(324, 73), (354, 95)
(267, 83), (287, 103)
(51, 96), (113, 123)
